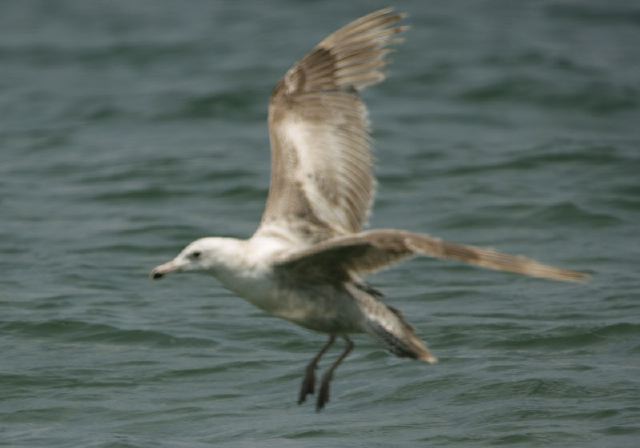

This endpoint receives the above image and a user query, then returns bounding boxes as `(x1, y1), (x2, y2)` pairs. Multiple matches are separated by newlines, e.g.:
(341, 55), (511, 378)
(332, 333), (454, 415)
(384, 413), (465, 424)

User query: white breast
(213, 235), (291, 308)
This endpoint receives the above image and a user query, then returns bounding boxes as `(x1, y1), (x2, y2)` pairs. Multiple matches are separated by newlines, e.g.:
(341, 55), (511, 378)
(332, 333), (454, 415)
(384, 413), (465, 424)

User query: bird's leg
(316, 336), (354, 411)
(298, 334), (336, 404)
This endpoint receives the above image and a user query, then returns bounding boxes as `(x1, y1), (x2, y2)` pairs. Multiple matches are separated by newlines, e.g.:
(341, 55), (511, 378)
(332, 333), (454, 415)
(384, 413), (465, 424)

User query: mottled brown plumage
(152, 8), (589, 411)
(259, 8), (406, 243)
(275, 229), (590, 283)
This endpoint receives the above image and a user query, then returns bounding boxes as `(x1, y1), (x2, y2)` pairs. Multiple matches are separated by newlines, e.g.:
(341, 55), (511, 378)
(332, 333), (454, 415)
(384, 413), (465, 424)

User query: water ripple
(1, 320), (217, 348)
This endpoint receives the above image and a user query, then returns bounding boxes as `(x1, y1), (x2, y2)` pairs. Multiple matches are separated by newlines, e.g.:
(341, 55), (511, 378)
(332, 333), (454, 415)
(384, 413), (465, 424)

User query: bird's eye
(191, 251), (202, 259)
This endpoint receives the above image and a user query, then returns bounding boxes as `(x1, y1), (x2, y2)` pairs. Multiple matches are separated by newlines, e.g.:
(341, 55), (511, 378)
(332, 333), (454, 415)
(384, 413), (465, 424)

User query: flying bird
(150, 8), (588, 410)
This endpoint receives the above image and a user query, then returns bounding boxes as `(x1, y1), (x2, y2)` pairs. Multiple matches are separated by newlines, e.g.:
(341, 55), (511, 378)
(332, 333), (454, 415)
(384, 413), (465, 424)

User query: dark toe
(298, 370), (316, 404)
(316, 380), (330, 411)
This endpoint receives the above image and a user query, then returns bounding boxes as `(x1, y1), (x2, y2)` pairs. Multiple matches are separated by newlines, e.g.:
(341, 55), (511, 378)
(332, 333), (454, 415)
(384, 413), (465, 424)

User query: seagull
(150, 8), (588, 410)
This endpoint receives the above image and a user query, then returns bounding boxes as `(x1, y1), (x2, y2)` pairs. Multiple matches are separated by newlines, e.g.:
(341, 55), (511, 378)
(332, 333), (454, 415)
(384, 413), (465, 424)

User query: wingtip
(420, 352), (438, 365)
(379, 7), (409, 19)
(564, 270), (592, 284)
(538, 266), (592, 283)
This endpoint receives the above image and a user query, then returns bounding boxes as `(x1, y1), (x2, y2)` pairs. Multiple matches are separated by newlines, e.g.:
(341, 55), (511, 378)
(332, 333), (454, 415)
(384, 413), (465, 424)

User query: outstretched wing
(275, 229), (590, 283)
(256, 8), (407, 244)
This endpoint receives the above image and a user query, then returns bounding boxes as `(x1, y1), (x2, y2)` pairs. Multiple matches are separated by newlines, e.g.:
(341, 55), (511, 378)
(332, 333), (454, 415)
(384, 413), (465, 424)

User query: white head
(150, 237), (243, 280)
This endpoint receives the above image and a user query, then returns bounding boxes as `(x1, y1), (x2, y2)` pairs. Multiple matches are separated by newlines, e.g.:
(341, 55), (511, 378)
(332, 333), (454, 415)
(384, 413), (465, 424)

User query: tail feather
(349, 283), (438, 364)
(369, 304), (438, 364)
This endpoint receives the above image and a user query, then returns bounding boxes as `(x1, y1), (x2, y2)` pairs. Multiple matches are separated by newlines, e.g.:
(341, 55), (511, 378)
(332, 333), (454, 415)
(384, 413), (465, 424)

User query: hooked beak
(150, 260), (180, 280)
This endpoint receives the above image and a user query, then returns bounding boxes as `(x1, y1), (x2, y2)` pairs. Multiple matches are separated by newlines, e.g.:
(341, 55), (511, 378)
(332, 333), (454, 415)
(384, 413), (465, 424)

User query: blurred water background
(1, 0), (639, 446)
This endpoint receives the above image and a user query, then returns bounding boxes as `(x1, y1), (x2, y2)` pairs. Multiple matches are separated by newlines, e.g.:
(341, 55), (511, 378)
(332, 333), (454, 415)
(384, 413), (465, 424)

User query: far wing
(257, 9), (406, 244)
(274, 229), (590, 283)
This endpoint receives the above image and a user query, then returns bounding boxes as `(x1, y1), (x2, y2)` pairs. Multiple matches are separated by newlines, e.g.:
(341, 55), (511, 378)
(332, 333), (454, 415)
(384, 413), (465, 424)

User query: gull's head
(150, 237), (239, 280)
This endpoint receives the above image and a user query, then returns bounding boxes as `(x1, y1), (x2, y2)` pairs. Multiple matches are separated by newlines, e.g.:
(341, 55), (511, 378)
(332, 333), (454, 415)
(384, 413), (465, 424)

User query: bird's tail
(349, 283), (438, 364)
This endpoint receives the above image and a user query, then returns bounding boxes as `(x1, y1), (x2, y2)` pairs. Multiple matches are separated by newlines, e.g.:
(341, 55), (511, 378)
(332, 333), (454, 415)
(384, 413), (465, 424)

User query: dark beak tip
(151, 271), (164, 280)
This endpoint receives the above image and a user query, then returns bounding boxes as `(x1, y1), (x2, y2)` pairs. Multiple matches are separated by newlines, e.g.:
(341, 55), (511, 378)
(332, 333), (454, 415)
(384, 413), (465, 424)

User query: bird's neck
(210, 235), (289, 298)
